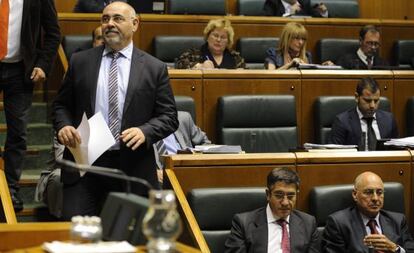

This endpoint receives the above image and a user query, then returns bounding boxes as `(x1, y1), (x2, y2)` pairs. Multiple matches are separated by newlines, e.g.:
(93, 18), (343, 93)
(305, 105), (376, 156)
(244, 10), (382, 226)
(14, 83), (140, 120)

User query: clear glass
(70, 216), (102, 243)
(142, 190), (182, 253)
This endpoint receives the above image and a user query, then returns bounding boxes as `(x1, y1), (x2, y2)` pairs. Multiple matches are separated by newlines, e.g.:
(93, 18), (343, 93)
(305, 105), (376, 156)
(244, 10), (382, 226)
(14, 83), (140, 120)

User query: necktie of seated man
(0, 0), (9, 60)
(367, 56), (373, 70)
(108, 52), (120, 140)
(364, 117), (377, 151)
(277, 219), (290, 253)
(367, 219), (384, 253)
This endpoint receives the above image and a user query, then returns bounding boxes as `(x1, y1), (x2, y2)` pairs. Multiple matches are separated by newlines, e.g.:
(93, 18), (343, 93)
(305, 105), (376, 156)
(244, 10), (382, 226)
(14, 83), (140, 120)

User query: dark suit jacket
(224, 207), (320, 253)
(263, 0), (323, 17)
(330, 108), (398, 146)
(73, 0), (126, 13)
(52, 45), (178, 189)
(336, 52), (389, 70)
(322, 206), (414, 253)
(21, 0), (60, 79)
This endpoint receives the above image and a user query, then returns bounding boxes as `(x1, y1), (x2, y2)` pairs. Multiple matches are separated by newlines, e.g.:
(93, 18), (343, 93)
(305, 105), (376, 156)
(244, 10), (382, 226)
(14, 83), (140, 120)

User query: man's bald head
(352, 171), (384, 218)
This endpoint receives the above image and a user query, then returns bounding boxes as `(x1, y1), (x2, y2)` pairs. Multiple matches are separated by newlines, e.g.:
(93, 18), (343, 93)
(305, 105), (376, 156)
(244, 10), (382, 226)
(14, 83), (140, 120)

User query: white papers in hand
(68, 112), (116, 176)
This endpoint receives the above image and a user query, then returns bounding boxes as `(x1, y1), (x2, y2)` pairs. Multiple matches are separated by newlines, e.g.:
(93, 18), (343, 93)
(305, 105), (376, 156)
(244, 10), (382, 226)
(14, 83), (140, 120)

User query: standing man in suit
(0, 0), (60, 211)
(154, 110), (210, 184)
(225, 167), (319, 253)
(330, 77), (398, 150)
(322, 171), (414, 253)
(53, 1), (178, 220)
(337, 25), (389, 69)
(263, 0), (328, 17)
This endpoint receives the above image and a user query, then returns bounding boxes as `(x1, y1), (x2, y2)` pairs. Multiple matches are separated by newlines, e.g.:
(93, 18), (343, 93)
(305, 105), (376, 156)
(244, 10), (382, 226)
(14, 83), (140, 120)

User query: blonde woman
(265, 22), (312, 70)
(176, 19), (245, 69)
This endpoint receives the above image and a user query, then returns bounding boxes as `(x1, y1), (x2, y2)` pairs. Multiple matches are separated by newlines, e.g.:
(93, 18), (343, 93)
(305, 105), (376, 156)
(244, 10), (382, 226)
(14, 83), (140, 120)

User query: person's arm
(321, 216), (347, 253)
(135, 64), (179, 148)
(36, 0), (61, 77)
(263, 0), (278, 16)
(175, 48), (203, 69)
(184, 113), (211, 146)
(330, 116), (348, 144)
(308, 217), (321, 253)
(224, 215), (249, 253)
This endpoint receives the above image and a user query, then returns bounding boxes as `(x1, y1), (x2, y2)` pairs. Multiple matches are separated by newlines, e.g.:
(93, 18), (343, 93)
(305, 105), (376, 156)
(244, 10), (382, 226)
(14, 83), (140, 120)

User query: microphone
(55, 158), (154, 194)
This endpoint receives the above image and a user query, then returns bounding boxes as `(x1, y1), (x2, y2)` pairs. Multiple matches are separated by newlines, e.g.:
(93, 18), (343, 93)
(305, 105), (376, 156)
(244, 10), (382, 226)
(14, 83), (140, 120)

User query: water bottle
(142, 190), (182, 253)
(70, 215), (103, 243)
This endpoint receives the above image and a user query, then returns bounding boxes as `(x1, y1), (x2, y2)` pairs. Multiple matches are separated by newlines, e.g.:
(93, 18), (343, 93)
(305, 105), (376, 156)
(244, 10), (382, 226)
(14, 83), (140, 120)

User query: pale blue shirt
(95, 42), (133, 149)
(163, 133), (181, 154)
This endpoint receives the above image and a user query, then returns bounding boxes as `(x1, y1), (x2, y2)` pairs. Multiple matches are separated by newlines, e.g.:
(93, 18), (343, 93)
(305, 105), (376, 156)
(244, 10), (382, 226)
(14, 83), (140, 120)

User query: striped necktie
(108, 51), (120, 140)
(0, 0), (9, 60)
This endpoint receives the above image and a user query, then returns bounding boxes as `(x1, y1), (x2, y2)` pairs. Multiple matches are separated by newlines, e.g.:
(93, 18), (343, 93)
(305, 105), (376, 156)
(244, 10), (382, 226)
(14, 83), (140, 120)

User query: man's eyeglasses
(365, 41), (381, 47)
(361, 189), (384, 197)
(272, 191), (297, 200)
(101, 14), (133, 24)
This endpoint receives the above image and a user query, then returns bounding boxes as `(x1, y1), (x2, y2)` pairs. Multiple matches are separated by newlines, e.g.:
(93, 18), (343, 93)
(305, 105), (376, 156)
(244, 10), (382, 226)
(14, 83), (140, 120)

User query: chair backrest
(316, 38), (359, 64)
(309, 182), (405, 227)
(406, 97), (414, 136)
(314, 96), (391, 144)
(217, 95), (297, 152)
(393, 40), (414, 69)
(237, 0), (266, 16)
(61, 35), (93, 61)
(187, 187), (267, 253)
(168, 0), (226, 14)
(311, 0), (359, 18)
(153, 36), (205, 67)
(236, 37), (279, 69)
(174, 95), (196, 122)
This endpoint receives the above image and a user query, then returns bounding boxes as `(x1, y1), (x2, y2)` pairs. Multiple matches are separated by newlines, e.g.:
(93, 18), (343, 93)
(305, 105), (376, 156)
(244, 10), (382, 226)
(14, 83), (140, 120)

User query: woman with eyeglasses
(265, 22), (313, 70)
(175, 19), (245, 69)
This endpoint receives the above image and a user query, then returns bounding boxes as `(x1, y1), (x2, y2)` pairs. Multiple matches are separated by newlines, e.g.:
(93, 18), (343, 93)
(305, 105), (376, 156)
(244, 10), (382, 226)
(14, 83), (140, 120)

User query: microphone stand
(55, 158), (154, 194)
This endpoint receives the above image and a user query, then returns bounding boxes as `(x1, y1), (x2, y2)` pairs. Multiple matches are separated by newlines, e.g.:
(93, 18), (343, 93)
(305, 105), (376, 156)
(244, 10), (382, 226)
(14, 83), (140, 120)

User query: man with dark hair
(322, 171), (414, 253)
(263, 0), (328, 17)
(337, 25), (389, 69)
(225, 167), (319, 253)
(330, 77), (398, 150)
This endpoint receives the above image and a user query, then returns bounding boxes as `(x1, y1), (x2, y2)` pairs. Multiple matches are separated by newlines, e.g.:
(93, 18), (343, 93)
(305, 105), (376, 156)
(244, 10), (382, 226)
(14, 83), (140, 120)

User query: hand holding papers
(385, 137), (414, 148)
(68, 112), (116, 175)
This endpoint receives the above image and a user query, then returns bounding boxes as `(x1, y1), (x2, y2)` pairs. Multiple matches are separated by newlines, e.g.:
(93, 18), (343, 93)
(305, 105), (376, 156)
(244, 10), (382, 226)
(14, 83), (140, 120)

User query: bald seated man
(322, 172), (414, 253)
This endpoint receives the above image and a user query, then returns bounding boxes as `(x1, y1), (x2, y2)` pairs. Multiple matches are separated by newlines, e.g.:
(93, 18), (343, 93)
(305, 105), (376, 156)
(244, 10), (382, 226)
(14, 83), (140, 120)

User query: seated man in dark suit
(336, 25), (389, 69)
(322, 171), (414, 253)
(154, 111), (211, 183)
(225, 168), (319, 253)
(263, 0), (328, 17)
(331, 77), (398, 151)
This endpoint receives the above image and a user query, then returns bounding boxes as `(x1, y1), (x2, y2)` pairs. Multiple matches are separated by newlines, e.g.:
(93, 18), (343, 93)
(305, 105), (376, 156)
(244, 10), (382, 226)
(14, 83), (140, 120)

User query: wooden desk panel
(380, 21), (414, 65)
(393, 71), (414, 136)
(300, 70), (394, 144)
(202, 70), (301, 142)
(169, 70), (204, 128)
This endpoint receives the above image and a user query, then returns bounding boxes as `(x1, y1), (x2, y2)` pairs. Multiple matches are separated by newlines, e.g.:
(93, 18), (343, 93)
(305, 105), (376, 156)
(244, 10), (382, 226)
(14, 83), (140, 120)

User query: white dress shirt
(356, 107), (381, 150)
(266, 204), (291, 253)
(95, 42), (133, 149)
